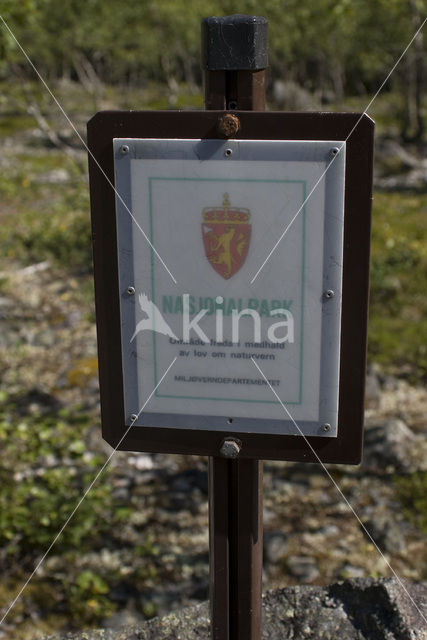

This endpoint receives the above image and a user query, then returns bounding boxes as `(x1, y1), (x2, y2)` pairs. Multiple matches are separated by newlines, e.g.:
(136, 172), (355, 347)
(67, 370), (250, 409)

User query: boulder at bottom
(41, 578), (426, 640)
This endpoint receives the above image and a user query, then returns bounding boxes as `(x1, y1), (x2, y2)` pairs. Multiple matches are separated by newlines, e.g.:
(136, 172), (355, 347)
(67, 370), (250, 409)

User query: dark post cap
(201, 14), (268, 71)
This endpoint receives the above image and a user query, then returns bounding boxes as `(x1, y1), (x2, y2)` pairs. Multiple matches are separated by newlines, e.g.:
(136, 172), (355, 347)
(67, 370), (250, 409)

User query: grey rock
(0, 296), (13, 308)
(171, 469), (208, 495)
(112, 488), (130, 501)
(264, 532), (288, 564)
(128, 454), (154, 472)
(14, 388), (61, 415)
(272, 80), (319, 111)
(363, 514), (406, 553)
(339, 564), (366, 579)
(363, 419), (416, 471)
(102, 608), (145, 631)
(0, 322), (20, 347)
(33, 328), (57, 347)
(381, 374), (400, 391)
(366, 368), (381, 409)
(36, 168), (70, 184)
(286, 556), (320, 582)
(318, 525), (340, 537)
(40, 578), (427, 639)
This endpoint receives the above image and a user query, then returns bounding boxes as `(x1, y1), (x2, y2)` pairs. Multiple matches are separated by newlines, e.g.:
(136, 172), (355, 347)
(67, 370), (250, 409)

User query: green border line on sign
(148, 177), (307, 405)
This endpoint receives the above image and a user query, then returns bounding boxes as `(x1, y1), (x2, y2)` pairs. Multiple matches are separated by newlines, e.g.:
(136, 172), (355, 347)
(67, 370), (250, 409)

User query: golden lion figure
(207, 226), (236, 278)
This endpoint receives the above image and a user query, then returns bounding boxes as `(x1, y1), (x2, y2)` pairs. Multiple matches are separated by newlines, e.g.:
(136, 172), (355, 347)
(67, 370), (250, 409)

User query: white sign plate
(113, 138), (345, 437)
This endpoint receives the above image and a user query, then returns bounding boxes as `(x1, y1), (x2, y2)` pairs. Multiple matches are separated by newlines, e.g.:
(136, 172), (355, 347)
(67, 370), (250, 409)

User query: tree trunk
(402, 1), (424, 143)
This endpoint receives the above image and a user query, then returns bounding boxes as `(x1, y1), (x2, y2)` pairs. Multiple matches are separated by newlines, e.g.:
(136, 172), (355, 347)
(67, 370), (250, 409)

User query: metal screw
(324, 289), (335, 299)
(321, 423), (331, 432)
(225, 148), (233, 157)
(217, 113), (240, 138)
(120, 144), (130, 155)
(130, 414), (138, 422)
(220, 438), (241, 458)
(127, 286), (135, 295)
(330, 147), (340, 157)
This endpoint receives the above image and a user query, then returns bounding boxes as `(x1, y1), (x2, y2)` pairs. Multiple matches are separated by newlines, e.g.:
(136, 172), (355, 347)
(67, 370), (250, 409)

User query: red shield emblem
(202, 194), (251, 279)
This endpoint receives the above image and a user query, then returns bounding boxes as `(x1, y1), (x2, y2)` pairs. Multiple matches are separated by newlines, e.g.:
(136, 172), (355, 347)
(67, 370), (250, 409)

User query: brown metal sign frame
(87, 109), (374, 465)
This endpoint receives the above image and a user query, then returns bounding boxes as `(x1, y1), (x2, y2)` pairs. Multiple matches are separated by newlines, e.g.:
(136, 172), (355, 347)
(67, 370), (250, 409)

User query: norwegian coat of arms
(201, 194), (251, 279)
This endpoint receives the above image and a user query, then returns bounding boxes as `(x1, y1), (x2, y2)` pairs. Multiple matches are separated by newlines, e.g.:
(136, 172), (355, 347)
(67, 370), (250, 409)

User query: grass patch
(0, 393), (132, 631)
(0, 114), (37, 137)
(394, 472), (427, 536)
(0, 394), (109, 563)
(0, 151), (91, 271)
(0, 390), (164, 634)
(369, 191), (427, 380)
(0, 207), (92, 271)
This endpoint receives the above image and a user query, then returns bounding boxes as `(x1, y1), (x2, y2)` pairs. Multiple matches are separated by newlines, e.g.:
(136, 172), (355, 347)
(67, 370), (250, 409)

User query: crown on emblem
(202, 193), (250, 223)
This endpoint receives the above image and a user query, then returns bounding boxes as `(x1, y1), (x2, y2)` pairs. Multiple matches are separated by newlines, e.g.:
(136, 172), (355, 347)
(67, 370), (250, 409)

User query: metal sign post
(87, 13), (374, 640)
(202, 15), (267, 640)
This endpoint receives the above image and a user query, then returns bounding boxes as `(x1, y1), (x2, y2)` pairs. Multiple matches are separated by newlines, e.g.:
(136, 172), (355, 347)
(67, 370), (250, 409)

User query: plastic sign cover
(113, 138), (346, 437)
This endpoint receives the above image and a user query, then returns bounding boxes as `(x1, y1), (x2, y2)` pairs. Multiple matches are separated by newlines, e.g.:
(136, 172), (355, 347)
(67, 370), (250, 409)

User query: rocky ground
(41, 578), (427, 640)
(0, 260), (425, 639)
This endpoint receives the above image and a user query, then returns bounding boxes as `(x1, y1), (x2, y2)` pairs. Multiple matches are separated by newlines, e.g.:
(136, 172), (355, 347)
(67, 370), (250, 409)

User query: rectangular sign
(87, 110), (374, 462)
(114, 138), (345, 437)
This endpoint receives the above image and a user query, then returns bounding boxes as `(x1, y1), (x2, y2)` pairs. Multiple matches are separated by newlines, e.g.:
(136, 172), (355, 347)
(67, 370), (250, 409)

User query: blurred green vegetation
(1, 0), (427, 140)
(0, 393), (109, 562)
(1, 207), (92, 271)
(394, 471), (427, 538)
(370, 192), (427, 380)
(0, 148), (92, 270)
(0, 391), (162, 631)
(68, 571), (116, 625)
(0, 393), (116, 628)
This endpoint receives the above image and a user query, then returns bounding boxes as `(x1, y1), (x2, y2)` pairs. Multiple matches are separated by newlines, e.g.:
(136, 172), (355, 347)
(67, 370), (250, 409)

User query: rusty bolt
(217, 113), (240, 138)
